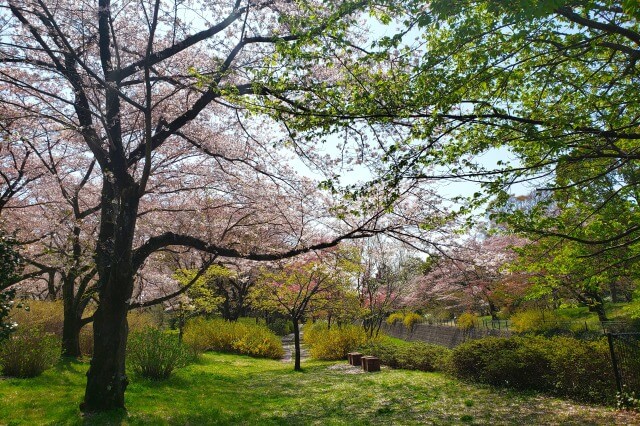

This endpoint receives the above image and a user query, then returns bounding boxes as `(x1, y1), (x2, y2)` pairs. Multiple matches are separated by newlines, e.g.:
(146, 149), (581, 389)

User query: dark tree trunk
(62, 312), (82, 357)
(293, 318), (301, 371)
(47, 271), (59, 300)
(593, 294), (608, 323)
(82, 181), (139, 412)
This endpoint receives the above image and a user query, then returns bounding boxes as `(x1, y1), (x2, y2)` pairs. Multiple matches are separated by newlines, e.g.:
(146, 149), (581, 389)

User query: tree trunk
(82, 181), (139, 412)
(292, 318), (301, 371)
(62, 313), (82, 358)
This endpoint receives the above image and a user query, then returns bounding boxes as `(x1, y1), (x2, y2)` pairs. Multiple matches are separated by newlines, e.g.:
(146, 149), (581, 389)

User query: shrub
(10, 300), (64, 335)
(449, 335), (616, 403)
(403, 312), (424, 330)
(358, 338), (451, 372)
(267, 318), (293, 336)
(396, 342), (451, 372)
(386, 312), (405, 326)
(509, 309), (559, 334)
(544, 336), (614, 403)
(456, 312), (479, 330)
(450, 337), (551, 390)
(304, 324), (367, 360)
(182, 318), (283, 359)
(127, 328), (193, 380)
(358, 339), (403, 368)
(0, 328), (61, 377)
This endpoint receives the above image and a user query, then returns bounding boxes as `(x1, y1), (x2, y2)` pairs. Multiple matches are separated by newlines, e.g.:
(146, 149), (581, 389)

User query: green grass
(1, 353), (638, 425)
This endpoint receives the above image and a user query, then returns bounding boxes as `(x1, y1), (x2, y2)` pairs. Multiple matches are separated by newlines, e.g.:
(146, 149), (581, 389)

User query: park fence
(604, 327), (640, 395)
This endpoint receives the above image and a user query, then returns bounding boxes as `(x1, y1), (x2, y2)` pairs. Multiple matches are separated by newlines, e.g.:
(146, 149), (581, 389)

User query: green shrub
(127, 328), (193, 380)
(544, 336), (614, 403)
(396, 342), (451, 372)
(358, 338), (451, 372)
(359, 339), (403, 368)
(267, 318), (293, 336)
(449, 335), (616, 403)
(304, 324), (367, 360)
(10, 300), (64, 336)
(0, 328), (61, 377)
(451, 337), (551, 389)
(182, 318), (283, 359)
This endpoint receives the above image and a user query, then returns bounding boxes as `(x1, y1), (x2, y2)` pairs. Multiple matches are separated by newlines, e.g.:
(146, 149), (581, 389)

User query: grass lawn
(1, 353), (638, 425)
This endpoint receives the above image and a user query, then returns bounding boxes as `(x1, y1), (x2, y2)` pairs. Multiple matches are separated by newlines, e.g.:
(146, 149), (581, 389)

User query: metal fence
(606, 332), (640, 395)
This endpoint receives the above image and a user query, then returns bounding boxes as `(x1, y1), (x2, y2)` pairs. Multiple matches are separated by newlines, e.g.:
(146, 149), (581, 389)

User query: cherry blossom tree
(0, 0), (446, 411)
(355, 236), (422, 338)
(251, 249), (358, 371)
(412, 234), (529, 319)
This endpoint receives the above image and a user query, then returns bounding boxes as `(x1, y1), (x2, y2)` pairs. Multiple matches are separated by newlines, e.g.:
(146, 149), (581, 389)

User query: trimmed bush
(449, 336), (616, 403)
(449, 337), (550, 390)
(358, 340), (403, 368)
(396, 342), (451, 372)
(182, 318), (283, 359)
(304, 324), (367, 360)
(359, 339), (451, 372)
(0, 328), (61, 377)
(127, 328), (193, 380)
(544, 336), (614, 403)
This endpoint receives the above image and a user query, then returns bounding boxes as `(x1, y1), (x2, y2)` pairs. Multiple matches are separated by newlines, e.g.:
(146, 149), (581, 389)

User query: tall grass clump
(127, 328), (193, 380)
(182, 318), (283, 359)
(0, 328), (61, 377)
(304, 322), (367, 360)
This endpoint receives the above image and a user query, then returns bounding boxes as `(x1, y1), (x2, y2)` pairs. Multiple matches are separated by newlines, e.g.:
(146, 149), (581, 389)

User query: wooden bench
(361, 356), (380, 372)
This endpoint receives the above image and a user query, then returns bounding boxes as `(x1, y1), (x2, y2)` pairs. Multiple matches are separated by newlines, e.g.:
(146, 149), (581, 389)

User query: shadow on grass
(81, 408), (127, 426)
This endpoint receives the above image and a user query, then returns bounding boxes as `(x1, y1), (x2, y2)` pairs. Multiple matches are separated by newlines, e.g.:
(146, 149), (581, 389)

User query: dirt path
(280, 330), (309, 363)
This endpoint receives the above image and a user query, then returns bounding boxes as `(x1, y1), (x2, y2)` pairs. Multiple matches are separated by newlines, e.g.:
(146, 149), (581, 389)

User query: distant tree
(355, 238), (420, 338)
(251, 250), (358, 371)
(413, 234), (528, 320)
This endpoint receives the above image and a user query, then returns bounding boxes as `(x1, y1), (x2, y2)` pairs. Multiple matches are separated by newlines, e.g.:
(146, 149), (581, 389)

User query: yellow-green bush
(403, 312), (424, 330)
(10, 300), (64, 335)
(509, 309), (560, 333)
(386, 312), (405, 326)
(456, 312), (479, 330)
(0, 328), (61, 377)
(9, 301), (160, 357)
(182, 318), (283, 359)
(304, 324), (367, 360)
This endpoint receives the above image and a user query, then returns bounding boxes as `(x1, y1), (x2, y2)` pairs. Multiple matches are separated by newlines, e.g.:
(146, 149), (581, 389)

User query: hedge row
(450, 336), (615, 403)
(354, 335), (615, 404)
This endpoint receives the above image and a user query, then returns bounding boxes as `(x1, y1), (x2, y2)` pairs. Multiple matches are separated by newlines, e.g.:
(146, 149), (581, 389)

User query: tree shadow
(81, 408), (127, 426)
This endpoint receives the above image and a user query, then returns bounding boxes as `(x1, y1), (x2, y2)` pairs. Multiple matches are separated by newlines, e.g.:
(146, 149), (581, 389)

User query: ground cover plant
(1, 352), (638, 425)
